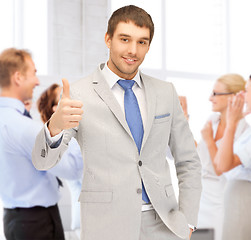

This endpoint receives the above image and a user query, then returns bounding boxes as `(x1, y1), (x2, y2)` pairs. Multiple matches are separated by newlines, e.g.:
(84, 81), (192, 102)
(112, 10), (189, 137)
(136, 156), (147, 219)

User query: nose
(128, 42), (137, 55)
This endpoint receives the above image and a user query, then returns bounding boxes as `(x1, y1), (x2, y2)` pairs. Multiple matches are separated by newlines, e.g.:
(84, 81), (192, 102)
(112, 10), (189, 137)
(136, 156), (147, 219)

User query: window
(228, 0), (251, 77)
(0, 0), (48, 75)
(165, 0), (227, 75)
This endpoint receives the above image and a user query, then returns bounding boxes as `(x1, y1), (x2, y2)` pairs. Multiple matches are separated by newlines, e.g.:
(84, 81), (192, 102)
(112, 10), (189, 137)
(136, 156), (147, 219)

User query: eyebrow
(118, 34), (150, 41)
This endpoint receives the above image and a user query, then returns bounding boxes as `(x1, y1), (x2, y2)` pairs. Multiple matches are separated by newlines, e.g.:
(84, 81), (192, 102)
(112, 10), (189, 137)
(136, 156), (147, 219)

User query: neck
(219, 111), (227, 125)
(0, 87), (21, 101)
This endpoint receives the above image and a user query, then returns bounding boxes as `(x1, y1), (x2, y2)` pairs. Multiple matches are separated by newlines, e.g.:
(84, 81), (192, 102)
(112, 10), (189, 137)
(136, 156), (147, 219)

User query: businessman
(32, 5), (201, 240)
(0, 48), (65, 240)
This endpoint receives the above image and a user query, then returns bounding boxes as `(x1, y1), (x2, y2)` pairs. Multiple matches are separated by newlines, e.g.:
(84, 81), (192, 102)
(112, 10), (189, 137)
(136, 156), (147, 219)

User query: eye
(121, 38), (129, 42)
(139, 41), (146, 45)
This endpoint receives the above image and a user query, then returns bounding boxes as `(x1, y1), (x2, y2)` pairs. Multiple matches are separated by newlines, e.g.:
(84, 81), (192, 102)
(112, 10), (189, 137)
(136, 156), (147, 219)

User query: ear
(52, 105), (58, 113)
(12, 71), (23, 86)
(105, 32), (111, 49)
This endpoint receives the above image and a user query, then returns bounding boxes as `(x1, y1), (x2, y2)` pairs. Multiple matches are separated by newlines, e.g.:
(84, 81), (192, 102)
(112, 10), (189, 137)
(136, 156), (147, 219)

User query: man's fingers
(67, 108), (84, 115)
(63, 115), (83, 122)
(69, 100), (83, 108)
(69, 115), (83, 122)
(64, 122), (80, 130)
(62, 78), (70, 99)
(61, 98), (83, 108)
(62, 108), (84, 117)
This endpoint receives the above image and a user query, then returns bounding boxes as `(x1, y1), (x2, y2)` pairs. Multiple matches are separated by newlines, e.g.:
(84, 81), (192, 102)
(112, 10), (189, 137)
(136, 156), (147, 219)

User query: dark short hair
(107, 5), (154, 44)
(0, 48), (32, 88)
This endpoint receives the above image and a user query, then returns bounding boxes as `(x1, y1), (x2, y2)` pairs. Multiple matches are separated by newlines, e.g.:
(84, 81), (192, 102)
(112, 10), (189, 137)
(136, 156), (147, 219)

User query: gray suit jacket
(32, 64), (201, 240)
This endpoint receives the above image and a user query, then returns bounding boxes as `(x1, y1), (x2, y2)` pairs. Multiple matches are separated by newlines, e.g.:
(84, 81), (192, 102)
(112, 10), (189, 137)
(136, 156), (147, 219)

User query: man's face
(245, 80), (251, 112)
(20, 57), (39, 101)
(105, 21), (150, 80)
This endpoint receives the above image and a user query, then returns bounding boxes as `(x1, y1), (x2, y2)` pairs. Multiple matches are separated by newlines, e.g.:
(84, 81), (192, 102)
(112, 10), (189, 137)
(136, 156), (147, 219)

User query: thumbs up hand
(48, 78), (84, 137)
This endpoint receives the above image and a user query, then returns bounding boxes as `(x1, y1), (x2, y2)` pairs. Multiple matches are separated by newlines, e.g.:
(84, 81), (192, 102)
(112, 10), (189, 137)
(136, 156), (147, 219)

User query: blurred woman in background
(214, 77), (251, 240)
(196, 74), (248, 240)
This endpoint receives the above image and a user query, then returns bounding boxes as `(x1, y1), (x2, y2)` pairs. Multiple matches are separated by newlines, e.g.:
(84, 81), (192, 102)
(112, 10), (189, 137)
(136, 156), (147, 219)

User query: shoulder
(1, 113), (42, 146)
(71, 73), (95, 89)
(70, 67), (99, 98)
(140, 72), (173, 88)
(140, 72), (175, 98)
(234, 126), (251, 168)
(234, 127), (251, 155)
(235, 118), (250, 139)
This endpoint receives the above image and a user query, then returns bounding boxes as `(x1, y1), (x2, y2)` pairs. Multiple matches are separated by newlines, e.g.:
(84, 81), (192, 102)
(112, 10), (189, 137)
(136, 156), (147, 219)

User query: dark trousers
(3, 204), (65, 240)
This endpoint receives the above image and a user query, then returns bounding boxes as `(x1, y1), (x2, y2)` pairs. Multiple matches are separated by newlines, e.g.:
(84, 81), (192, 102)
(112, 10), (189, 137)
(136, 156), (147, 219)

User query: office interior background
(0, 0), (250, 239)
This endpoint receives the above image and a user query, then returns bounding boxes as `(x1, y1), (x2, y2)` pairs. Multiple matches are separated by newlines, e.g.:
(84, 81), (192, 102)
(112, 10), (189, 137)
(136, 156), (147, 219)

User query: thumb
(62, 78), (70, 98)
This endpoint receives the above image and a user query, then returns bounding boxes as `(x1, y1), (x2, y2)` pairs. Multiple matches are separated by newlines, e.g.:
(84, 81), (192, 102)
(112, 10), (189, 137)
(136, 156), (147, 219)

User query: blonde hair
(217, 73), (246, 94)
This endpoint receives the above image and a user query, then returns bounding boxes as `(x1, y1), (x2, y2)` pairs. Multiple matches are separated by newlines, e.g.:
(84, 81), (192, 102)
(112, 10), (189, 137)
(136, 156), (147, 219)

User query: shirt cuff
(44, 122), (64, 146)
(188, 224), (196, 231)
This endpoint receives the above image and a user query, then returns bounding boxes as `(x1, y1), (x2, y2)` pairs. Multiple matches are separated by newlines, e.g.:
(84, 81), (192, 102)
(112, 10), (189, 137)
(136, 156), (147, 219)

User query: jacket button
(138, 161), (142, 166)
(137, 188), (142, 194)
(41, 149), (46, 158)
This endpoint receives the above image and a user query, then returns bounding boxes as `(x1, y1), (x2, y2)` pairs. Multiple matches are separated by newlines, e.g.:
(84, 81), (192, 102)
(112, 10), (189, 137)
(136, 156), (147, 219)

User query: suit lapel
(141, 73), (156, 150)
(92, 66), (156, 153)
(92, 67), (133, 139)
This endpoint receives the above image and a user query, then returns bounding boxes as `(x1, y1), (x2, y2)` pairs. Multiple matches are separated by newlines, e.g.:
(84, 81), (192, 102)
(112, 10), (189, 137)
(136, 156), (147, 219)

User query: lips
(123, 57), (137, 64)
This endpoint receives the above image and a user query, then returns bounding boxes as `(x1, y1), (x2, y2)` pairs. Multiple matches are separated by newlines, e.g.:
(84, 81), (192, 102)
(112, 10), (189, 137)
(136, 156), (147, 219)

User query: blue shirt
(49, 138), (83, 180)
(0, 97), (60, 208)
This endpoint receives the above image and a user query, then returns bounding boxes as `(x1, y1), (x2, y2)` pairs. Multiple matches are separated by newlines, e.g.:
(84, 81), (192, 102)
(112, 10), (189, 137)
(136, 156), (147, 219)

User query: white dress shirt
(102, 63), (147, 128)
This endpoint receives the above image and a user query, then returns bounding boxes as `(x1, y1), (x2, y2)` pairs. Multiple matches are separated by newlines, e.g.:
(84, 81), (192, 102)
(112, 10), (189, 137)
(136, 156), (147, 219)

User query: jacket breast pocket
(78, 191), (113, 203)
(154, 113), (171, 124)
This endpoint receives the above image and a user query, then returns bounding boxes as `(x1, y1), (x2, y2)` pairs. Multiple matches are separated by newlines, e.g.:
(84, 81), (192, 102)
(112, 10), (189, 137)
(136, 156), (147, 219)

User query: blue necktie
(118, 79), (150, 203)
(23, 109), (32, 118)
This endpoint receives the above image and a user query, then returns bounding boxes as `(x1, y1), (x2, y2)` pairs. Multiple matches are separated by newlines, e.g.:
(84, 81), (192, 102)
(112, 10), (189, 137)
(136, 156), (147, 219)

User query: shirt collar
(102, 62), (142, 89)
(0, 97), (25, 115)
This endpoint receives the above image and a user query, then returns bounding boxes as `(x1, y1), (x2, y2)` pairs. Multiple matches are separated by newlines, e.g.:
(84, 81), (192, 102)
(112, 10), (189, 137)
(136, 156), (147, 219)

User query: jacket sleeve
(32, 125), (76, 171)
(168, 83), (202, 227)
